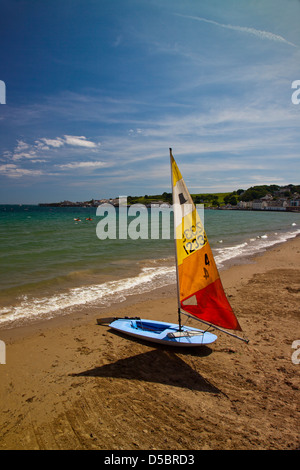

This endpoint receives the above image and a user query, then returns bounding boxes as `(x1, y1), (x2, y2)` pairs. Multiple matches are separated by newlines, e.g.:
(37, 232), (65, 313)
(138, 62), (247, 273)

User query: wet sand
(0, 237), (299, 450)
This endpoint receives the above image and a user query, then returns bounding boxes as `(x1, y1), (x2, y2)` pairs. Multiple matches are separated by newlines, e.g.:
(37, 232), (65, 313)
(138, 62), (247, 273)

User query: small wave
(214, 242), (249, 267)
(1, 226), (299, 328)
(0, 266), (176, 328)
(214, 228), (300, 268)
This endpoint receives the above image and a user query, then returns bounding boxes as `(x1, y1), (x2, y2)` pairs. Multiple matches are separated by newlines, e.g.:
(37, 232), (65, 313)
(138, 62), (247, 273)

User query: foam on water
(214, 228), (300, 268)
(0, 265), (176, 327)
(0, 206), (299, 329)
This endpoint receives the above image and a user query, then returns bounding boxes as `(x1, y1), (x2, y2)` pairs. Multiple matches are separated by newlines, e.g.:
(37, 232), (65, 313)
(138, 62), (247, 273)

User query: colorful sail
(170, 149), (241, 331)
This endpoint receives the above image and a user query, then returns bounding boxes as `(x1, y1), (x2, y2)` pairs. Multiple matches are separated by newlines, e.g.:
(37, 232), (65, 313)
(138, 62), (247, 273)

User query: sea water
(0, 205), (299, 328)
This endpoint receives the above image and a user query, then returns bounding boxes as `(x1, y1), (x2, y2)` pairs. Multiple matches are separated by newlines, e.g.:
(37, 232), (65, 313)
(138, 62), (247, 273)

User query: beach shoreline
(1, 204), (299, 331)
(0, 232), (297, 339)
(0, 236), (299, 450)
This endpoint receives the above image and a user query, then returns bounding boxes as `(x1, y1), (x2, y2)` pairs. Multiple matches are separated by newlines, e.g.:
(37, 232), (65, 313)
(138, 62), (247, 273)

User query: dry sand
(0, 237), (299, 450)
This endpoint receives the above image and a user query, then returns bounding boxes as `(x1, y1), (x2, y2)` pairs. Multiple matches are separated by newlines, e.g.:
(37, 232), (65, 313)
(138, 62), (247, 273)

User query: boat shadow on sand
(72, 339), (221, 394)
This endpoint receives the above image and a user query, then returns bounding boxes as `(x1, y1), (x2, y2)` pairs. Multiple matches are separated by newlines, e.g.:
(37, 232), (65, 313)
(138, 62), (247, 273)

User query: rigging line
(182, 310), (220, 334)
(181, 310), (249, 344)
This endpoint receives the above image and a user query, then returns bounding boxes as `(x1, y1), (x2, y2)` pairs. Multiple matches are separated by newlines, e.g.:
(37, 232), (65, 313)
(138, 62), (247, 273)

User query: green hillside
(125, 184), (300, 207)
(127, 192), (230, 207)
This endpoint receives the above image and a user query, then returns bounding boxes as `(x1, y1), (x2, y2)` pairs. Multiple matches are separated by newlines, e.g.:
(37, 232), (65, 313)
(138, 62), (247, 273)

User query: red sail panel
(177, 239), (242, 331)
(181, 278), (242, 331)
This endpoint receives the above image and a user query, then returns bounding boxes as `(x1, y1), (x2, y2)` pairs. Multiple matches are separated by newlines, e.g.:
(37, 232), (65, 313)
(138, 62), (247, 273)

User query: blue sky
(0, 0), (299, 203)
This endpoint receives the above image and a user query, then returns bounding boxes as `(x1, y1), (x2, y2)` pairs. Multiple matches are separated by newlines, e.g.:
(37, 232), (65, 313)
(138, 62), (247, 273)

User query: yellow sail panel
(170, 150), (241, 331)
(175, 209), (206, 263)
(171, 154), (183, 186)
(171, 153), (218, 284)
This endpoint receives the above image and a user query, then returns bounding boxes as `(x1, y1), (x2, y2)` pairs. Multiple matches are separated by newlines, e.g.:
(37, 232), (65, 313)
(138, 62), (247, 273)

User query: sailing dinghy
(98, 149), (246, 346)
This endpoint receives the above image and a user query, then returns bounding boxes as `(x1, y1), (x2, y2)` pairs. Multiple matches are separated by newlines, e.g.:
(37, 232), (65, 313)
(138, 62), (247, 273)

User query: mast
(169, 147), (182, 331)
(169, 149), (246, 342)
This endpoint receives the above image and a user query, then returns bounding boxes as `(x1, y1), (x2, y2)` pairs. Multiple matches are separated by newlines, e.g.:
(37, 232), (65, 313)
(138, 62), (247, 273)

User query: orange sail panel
(170, 151), (241, 331)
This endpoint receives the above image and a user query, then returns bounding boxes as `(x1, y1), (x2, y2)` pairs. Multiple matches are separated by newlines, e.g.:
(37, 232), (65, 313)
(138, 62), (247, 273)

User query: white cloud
(58, 161), (109, 170)
(40, 137), (64, 147)
(15, 140), (30, 151)
(5, 135), (101, 165)
(39, 135), (98, 148)
(10, 140), (38, 161)
(0, 134), (104, 181)
(0, 164), (43, 178)
(12, 150), (38, 161)
(63, 135), (98, 148)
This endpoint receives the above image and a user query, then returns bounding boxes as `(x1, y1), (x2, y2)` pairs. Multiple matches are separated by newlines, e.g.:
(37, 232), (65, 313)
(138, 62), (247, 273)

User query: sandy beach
(0, 236), (299, 450)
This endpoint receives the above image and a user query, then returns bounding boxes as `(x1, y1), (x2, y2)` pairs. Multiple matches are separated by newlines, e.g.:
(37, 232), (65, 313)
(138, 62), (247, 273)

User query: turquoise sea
(0, 204), (299, 328)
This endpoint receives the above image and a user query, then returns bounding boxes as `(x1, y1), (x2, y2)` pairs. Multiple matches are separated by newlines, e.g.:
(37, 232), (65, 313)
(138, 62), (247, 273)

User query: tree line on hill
(40, 184), (300, 208)
(222, 184), (300, 206)
(127, 184), (300, 207)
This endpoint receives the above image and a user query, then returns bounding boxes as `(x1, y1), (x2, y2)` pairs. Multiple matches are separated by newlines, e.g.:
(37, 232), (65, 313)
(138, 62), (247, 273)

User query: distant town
(39, 184), (300, 212)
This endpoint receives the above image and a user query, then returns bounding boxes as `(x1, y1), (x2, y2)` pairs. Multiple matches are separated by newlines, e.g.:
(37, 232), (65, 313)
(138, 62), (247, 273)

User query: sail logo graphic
(291, 80), (300, 105)
(0, 81), (6, 104)
(0, 340), (6, 364)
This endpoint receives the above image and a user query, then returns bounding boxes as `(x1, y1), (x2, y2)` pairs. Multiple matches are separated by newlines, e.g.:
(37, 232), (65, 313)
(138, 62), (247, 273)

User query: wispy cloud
(40, 135), (99, 148)
(58, 161), (110, 170)
(0, 164), (44, 178)
(175, 14), (297, 47)
(40, 137), (64, 148)
(5, 135), (101, 163)
(63, 135), (99, 148)
(0, 134), (103, 180)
